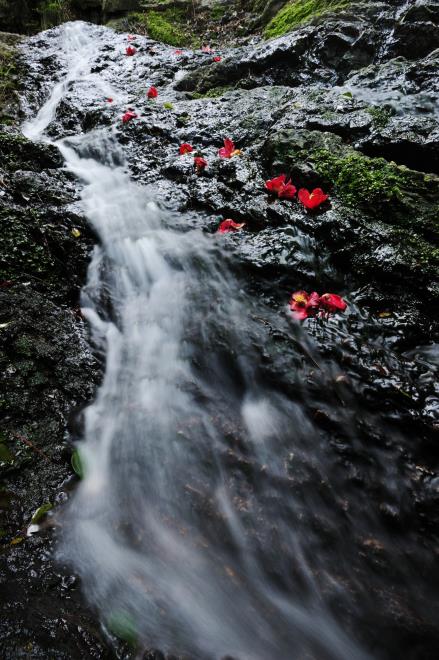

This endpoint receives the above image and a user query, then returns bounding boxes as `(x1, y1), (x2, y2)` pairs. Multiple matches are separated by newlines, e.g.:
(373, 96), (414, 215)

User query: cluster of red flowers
(117, 36), (347, 324)
(266, 174), (329, 210)
(178, 137), (241, 174)
(289, 291), (347, 321)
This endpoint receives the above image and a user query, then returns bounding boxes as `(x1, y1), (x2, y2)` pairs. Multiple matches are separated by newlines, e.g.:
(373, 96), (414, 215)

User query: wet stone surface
(1, 1), (439, 658)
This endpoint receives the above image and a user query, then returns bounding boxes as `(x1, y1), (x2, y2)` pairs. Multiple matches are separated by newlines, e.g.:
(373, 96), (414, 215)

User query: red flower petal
(218, 138), (236, 159)
(126, 46), (136, 56)
(298, 188), (329, 210)
(265, 174), (287, 194)
(217, 219), (245, 234)
(174, 49), (183, 55)
(319, 293), (347, 313)
(213, 56), (222, 62)
(121, 111), (138, 124)
(179, 143), (194, 155)
(105, 97), (113, 103)
(194, 156), (208, 171)
(147, 86), (158, 99)
(289, 290), (321, 321)
(278, 181), (297, 200)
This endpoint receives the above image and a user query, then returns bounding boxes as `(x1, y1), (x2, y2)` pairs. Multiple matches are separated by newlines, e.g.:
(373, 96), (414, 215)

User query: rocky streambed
(1, 1), (439, 658)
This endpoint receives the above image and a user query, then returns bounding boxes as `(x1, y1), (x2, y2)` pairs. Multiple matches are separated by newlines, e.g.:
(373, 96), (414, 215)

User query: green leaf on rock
(71, 449), (84, 478)
(31, 502), (53, 524)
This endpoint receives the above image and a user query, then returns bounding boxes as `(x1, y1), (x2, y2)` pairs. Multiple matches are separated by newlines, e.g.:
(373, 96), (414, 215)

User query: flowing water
(20, 21), (439, 660)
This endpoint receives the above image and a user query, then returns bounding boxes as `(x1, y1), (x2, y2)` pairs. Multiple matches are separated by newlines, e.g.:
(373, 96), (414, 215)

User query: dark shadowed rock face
(1, 1), (439, 658)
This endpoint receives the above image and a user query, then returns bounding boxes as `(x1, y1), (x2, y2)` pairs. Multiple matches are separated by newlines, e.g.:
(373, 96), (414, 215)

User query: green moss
(264, 0), (352, 39)
(190, 85), (235, 99)
(312, 149), (406, 207)
(131, 7), (199, 48)
(0, 41), (18, 120)
(367, 105), (393, 129)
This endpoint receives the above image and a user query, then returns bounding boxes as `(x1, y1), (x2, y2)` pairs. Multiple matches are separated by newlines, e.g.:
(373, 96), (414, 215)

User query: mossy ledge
(264, 0), (353, 39)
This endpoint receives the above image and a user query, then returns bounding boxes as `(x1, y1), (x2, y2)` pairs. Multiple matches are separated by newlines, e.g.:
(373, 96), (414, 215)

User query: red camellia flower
(217, 219), (246, 234)
(319, 293), (347, 314)
(289, 291), (321, 321)
(265, 174), (297, 200)
(122, 111), (138, 124)
(147, 86), (158, 99)
(218, 138), (241, 159)
(126, 46), (136, 56)
(213, 56), (222, 62)
(179, 143), (194, 155)
(194, 156), (208, 172)
(298, 188), (329, 210)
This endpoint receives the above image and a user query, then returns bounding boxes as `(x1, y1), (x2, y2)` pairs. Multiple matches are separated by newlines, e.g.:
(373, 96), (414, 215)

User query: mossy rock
(0, 131), (63, 171)
(264, 128), (439, 295)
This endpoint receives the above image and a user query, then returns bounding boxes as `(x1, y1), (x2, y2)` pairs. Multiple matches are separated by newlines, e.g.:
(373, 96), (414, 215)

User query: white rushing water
(23, 22), (369, 659)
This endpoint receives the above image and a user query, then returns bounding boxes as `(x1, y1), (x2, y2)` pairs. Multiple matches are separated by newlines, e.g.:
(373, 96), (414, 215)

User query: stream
(17, 16), (439, 660)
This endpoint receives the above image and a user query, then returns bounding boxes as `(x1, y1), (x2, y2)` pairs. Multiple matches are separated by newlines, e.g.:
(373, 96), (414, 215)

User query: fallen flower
(265, 174), (296, 200)
(298, 188), (329, 210)
(147, 86), (158, 99)
(175, 49), (183, 55)
(126, 46), (136, 56)
(179, 143), (194, 155)
(194, 156), (208, 172)
(289, 291), (321, 321)
(218, 138), (241, 159)
(105, 97), (113, 103)
(122, 111), (138, 123)
(213, 56), (222, 62)
(217, 219), (245, 234)
(319, 293), (347, 314)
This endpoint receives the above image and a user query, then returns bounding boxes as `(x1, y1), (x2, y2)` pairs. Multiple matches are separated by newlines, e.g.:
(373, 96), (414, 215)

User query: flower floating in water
(265, 174), (297, 200)
(289, 291), (321, 321)
(147, 86), (158, 99)
(218, 138), (241, 159)
(289, 290), (347, 320)
(126, 46), (136, 56)
(213, 56), (222, 62)
(122, 111), (138, 124)
(298, 188), (329, 210)
(194, 156), (208, 172)
(179, 143), (194, 155)
(319, 293), (347, 314)
(217, 219), (245, 234)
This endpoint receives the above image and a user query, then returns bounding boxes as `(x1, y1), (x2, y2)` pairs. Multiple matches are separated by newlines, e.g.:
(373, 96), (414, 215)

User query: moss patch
(0, 37), (20, 123)
(264, 0), (352, 38)
(190, 85), (235, 99)
(131, 7), (199, 47)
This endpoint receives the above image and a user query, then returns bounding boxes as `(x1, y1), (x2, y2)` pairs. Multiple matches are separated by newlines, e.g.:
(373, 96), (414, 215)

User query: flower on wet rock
(147, 86), (158, 99)
(289, 291), (321, 321)
(218, 138), (241, 159)
(265, 174), (297, 200)
(298, 188), (329, 210)
(174, 49), (183, 55)
(126, 46), (136, 56)
(213, 56), (222, 62)
(105, 97), (113, 103)
(319, 293), (347, 314)
(179, 143), (194, 155)
(289, 290), (347, 321)
(194, 156), (208, 172)
(217, 219), (245, 234)
(122, 111), (138, 124)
